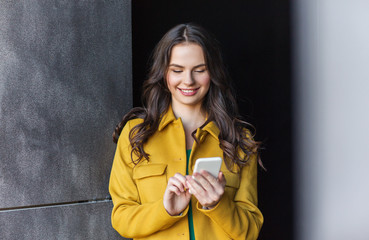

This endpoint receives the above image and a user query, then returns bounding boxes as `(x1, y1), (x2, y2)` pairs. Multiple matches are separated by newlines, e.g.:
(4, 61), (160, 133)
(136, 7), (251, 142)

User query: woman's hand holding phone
(163, 157), (225, 215)
(185, 170), (226, 209)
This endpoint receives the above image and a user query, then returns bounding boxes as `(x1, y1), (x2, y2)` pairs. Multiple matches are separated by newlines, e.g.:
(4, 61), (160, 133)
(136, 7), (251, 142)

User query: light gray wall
(293, 0), (369, 239)
(0, 1), (131, 239)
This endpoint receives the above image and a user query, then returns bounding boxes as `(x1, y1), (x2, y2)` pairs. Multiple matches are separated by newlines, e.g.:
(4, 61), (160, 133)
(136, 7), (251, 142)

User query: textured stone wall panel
(0, 1), (132, 208)
(0, 201), (127, 239)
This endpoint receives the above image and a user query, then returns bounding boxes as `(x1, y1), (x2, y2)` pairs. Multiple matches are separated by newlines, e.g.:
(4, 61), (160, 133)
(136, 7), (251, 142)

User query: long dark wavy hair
(113, 23), (263, 170)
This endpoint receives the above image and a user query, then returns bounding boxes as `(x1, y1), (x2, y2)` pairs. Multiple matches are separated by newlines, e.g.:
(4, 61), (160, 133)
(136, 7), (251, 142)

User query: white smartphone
(193, 157), (222, 178)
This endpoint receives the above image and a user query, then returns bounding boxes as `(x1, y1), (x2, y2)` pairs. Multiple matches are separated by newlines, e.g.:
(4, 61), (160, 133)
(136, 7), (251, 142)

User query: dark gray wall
(0, 1), (131, 239)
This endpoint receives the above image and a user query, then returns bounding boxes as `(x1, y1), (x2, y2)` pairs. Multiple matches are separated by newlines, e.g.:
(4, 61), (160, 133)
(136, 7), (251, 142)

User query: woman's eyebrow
(168, 63), (206, 68)
(168, 64), (184, 68)
(193, 64), (206, 68)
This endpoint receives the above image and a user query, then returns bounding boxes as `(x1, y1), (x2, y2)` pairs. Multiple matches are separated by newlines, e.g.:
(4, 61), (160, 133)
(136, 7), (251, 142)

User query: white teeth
(181, 89), (195, 93)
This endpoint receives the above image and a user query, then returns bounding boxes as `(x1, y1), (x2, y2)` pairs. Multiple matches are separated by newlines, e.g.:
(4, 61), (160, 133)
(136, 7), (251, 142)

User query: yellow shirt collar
(158, 105), (220, 139)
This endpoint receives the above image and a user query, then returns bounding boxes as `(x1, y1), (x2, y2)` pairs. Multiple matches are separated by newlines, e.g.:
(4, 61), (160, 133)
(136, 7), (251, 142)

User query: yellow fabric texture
(109, 107), (263, 240)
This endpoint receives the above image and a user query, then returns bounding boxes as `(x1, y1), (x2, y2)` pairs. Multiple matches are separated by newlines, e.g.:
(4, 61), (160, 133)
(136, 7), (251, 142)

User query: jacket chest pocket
(133, 163), (168, 203)
(223, 171), (240, 199)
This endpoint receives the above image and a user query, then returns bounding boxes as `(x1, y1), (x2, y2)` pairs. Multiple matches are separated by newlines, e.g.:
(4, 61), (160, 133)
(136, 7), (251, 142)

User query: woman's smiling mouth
(178, 88), (200, 96)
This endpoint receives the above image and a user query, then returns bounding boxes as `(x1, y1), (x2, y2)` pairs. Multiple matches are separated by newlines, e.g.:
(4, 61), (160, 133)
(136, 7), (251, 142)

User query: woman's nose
(183, 71), (195, 85)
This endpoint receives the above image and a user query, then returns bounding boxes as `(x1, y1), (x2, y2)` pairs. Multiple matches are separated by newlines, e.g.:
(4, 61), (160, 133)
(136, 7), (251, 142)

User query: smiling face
(166, 43), (211, 113)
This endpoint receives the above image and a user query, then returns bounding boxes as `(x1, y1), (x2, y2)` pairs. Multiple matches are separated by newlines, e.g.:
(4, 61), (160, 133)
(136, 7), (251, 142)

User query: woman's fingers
(194, 170), (225, 194)
(186, 176), (216, 206)
(194, 171), (213, 189)
(163, 173), (192, 216)
(216, 171), (226, 189)
(167, 184), (182, 195)
(167, 173), (188, 193)
(186, 171), (226, 208)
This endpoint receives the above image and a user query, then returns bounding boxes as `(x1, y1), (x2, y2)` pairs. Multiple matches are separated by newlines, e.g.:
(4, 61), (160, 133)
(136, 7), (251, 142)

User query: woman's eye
(195, 69), (206, 73)
(172, 70), (182, 73)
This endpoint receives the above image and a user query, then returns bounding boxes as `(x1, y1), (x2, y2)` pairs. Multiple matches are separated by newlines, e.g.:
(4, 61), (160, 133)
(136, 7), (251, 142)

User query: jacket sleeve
(109, 120), (187, 238)
(196, 152), (264, 240)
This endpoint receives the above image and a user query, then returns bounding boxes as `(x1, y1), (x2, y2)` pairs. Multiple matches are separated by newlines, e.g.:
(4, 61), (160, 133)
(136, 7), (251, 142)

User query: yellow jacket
(109, 107), (263, 240)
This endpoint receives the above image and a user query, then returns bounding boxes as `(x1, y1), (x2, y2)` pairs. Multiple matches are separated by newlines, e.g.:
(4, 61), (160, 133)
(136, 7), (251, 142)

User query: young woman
(109, 23), (263, 240)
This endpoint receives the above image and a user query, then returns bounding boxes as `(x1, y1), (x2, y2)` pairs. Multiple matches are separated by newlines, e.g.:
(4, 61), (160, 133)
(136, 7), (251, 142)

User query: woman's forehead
(169, 43), (205, 66)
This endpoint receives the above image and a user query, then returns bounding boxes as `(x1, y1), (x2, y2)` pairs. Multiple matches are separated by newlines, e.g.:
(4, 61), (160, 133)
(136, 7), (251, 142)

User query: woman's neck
(171, 103), (207, 149)
(172, 104), (206, 128)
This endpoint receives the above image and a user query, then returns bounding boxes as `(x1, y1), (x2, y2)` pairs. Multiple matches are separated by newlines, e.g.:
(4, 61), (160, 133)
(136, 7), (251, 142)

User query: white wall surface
(294, 1), (369, 239)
